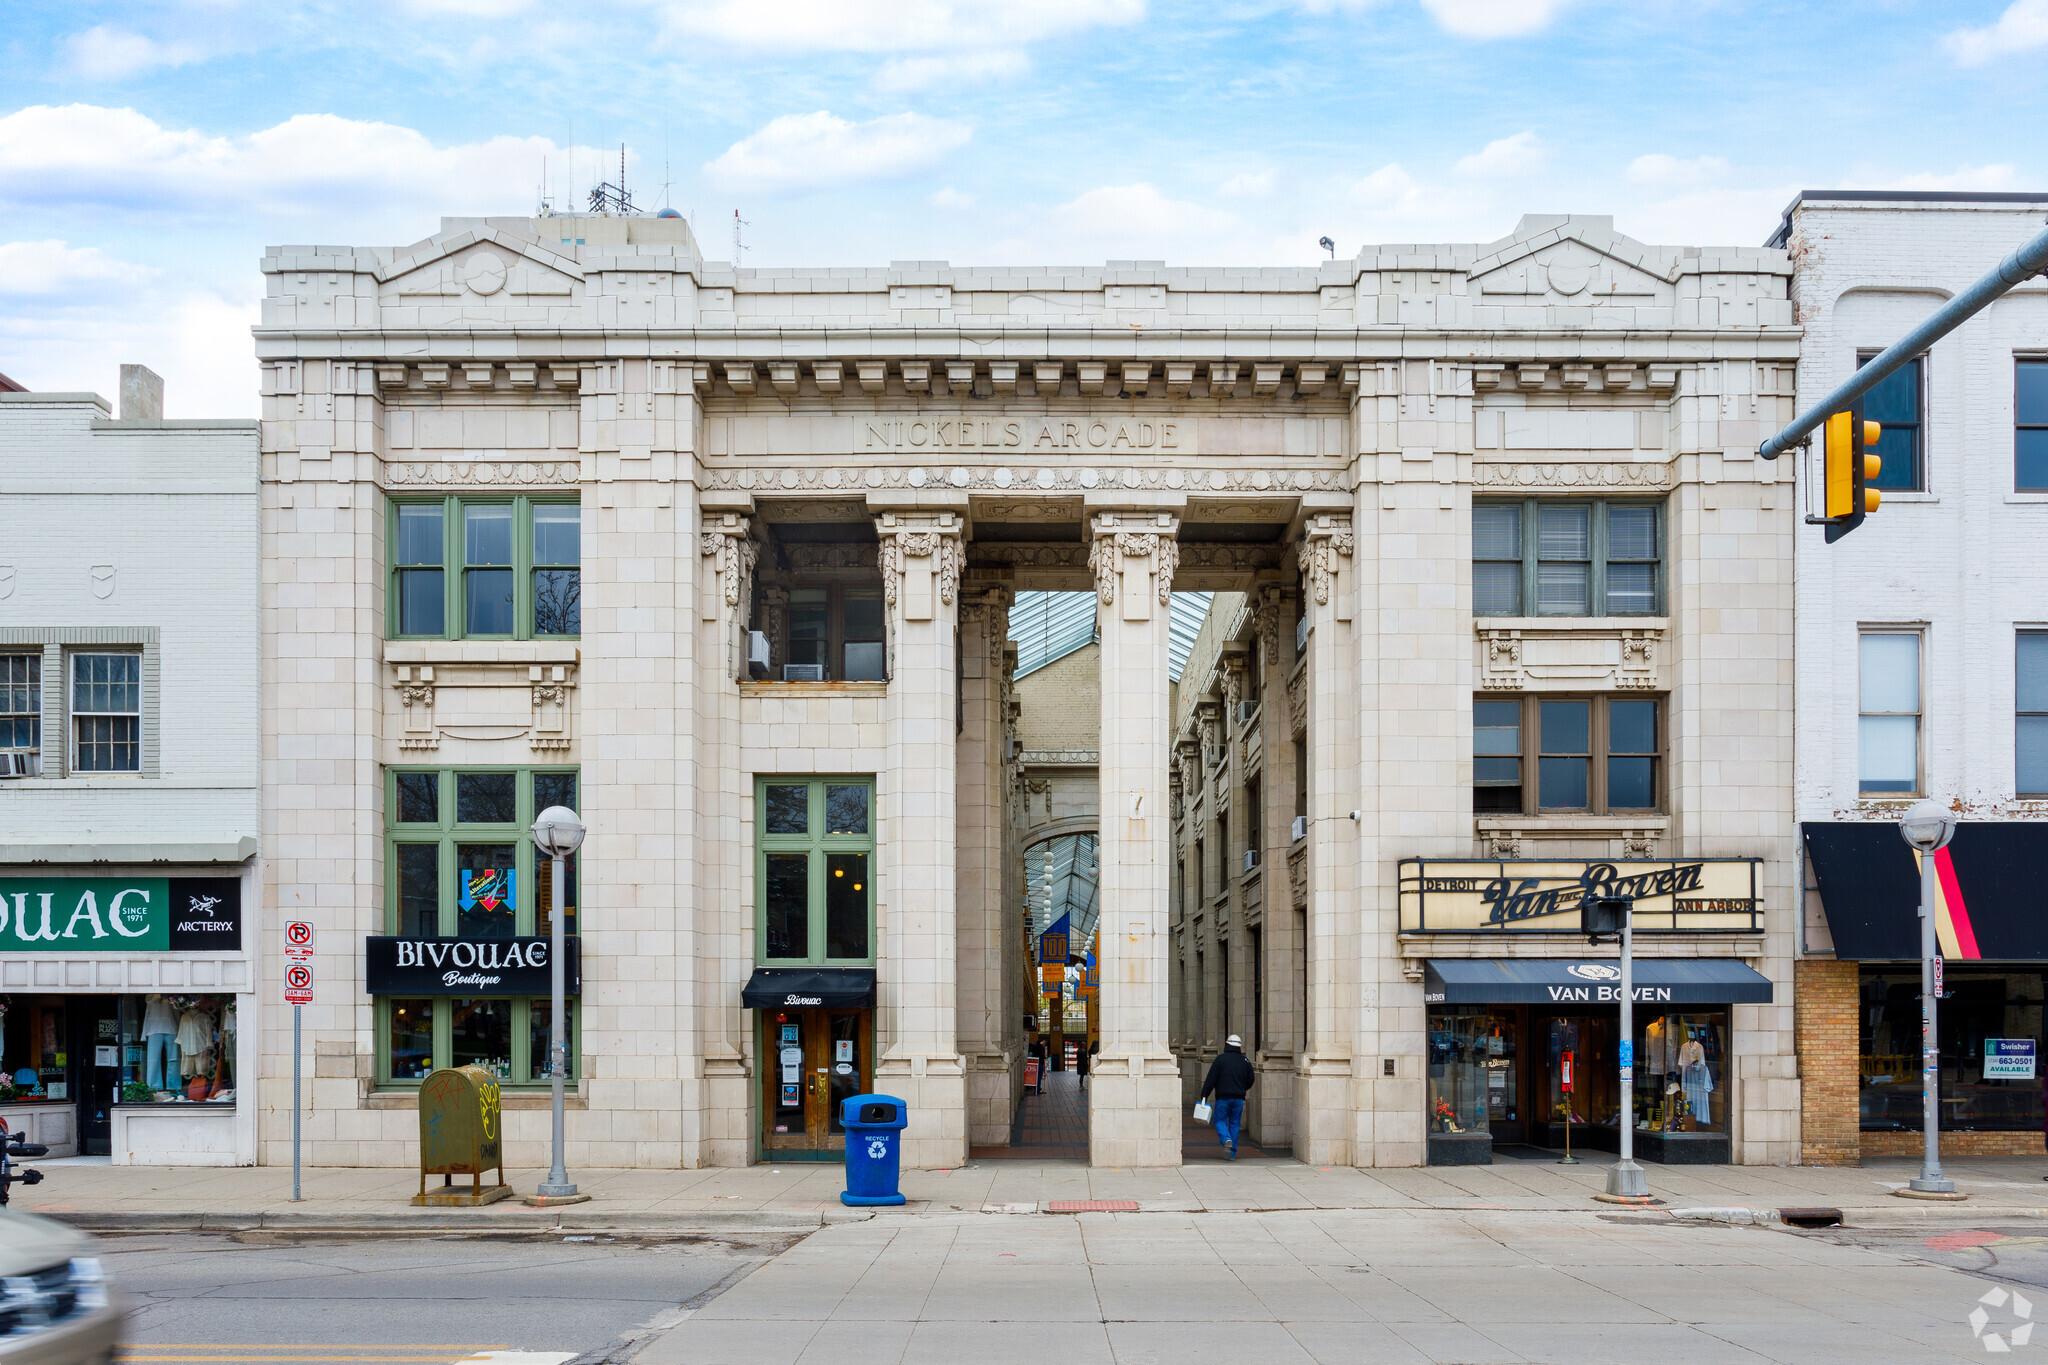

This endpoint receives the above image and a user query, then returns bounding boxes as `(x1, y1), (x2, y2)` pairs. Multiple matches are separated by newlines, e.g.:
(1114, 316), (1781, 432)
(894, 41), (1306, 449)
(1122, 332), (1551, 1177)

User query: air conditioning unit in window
(1296, 616), (1308, 654)
(843, 641), (887, 683)
(747, 631), (771, 680)
(782, 664), (825, 682)
(1291, 815), (1307, 842)
(1237, 700), (1258, 726)
(1243, 849), (1259, 872)
(0, 750), (39, 779)
(1205, 747), (1226, 769)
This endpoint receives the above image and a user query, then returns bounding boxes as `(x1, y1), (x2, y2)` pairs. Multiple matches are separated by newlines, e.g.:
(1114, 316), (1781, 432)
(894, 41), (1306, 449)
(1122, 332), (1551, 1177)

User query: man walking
(1199, 1034), (1255, 1160)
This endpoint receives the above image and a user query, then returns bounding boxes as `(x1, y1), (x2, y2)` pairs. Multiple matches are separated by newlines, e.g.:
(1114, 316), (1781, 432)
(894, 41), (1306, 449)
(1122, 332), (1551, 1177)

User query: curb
(48, 1208), (881, 1234)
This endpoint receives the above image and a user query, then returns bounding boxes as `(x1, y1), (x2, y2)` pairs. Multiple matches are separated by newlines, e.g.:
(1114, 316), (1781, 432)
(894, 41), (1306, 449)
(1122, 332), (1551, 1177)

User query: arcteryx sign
(0, 878), (244, 953)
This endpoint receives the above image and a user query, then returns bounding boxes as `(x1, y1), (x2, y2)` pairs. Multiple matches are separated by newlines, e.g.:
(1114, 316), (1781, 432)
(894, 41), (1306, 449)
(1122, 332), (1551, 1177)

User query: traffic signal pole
(1759, 219), (2048, 462)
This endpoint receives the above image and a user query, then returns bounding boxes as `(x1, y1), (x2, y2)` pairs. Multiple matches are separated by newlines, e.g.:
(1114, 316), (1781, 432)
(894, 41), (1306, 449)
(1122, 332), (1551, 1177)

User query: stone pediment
(1470, 218), (1678, 303)
(376, 228), (584, 300)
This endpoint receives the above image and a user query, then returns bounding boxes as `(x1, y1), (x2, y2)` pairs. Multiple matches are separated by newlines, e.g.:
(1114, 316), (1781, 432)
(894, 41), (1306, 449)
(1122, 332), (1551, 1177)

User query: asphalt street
(97, 1228), (804, 1365)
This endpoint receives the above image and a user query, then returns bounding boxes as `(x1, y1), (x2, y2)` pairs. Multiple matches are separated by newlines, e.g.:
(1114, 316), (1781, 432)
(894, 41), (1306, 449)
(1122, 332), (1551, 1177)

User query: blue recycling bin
(840, 1093), (909, 1207)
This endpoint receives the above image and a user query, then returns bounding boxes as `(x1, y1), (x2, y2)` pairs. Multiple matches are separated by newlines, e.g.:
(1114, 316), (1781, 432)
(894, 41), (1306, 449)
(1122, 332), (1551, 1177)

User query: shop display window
(1632, 1012), (1726, 1135)
(376, 995), (577, 1087)
(1427, 1011), (1517, 1135)
(451, 998), (512, 1078)
(1545, 1016), (1618, 1127)
(0, 994), (235, 1106)
(1860, 968), (2045, 1132)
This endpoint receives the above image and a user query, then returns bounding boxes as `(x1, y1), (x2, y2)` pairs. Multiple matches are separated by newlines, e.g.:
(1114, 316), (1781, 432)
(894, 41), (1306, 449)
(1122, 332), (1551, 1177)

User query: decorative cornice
(382, 459), (581, 488)
(1473, 460), (1671, 489)
(1296, 512), (1354, 607)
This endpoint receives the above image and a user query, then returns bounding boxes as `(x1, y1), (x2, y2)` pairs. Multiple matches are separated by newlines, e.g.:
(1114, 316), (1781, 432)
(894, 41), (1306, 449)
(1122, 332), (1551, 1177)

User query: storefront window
(451, 998), (512, 1078)
(1860, 968), (2045, 1131)
(0, 994), (235, 1106)
(528, 999), (573, 1082)
(388, 999), (434, 1081)
(1427, 1011), (1516, 1135)
(1546, 1016), (1618, 1127)
(1632, 1012), (1726, 1135)
(755, 777), (876, 964)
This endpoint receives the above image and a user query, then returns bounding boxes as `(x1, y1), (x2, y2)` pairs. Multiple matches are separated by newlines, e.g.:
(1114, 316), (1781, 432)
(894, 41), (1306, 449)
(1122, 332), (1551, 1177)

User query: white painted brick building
(1785, 193), (2048, 1164)
(257, 210), (1801, 1171)
(0, 373), (261, 1164)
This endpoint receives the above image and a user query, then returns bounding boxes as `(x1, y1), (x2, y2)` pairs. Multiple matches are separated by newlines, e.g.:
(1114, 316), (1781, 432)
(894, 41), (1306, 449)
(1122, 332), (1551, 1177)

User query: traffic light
(1822, 403), (1882, 542)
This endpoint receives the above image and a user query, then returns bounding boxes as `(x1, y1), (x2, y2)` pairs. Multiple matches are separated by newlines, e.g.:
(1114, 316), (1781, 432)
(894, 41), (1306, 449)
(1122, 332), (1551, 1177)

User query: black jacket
(1201, 1046), (1256, 1100)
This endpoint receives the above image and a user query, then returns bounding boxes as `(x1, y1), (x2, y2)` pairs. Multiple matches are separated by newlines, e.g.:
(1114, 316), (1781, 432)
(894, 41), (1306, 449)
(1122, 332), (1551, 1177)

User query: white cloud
(1626, 153), (1728, 187)
(658, 0), (1143, 52)
(0, 240), (156, 299)
(1878, 164), (2020, 191)
(0, 105), (617, 228)
(1945, 0), (2048, 65)
(1454, 130), (1547, 178)
(875, 49), (1028, 92)
(1420, 0), (1566, 38)
(1220, 169), (1277, 198)
(930, 186), (975, 210)
(63, 25), (204, 80)
(703, 111), (971, 192)
(398, 0), (534, 14)
(1617, 186), (1800, 250)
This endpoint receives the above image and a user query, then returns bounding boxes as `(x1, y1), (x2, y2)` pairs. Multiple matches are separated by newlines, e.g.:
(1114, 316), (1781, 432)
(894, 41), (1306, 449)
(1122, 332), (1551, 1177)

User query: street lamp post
(531, 804), (586, 1203)
(1899, 798), (1960, 1197)
(1586, 896), (1649, 1201)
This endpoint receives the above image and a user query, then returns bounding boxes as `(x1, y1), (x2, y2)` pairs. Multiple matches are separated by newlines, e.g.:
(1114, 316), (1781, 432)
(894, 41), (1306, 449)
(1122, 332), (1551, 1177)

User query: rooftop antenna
(733, 209), (750, 264)
(586, 141), (638, 216)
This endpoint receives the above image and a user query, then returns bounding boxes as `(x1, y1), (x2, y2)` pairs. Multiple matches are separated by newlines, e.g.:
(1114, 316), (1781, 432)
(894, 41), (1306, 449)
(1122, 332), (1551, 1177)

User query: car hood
(0, 1209), (92, 1273)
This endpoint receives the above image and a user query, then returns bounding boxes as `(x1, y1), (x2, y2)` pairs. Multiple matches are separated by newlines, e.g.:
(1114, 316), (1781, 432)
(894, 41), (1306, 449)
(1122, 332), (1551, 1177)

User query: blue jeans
(1213, 1097), (1245, 1152)
(146, 1033), (177, 1092)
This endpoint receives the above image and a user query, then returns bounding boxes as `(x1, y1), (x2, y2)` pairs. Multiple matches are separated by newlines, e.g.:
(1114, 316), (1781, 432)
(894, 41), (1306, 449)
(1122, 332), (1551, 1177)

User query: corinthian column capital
(1087, 511), (1180, 619)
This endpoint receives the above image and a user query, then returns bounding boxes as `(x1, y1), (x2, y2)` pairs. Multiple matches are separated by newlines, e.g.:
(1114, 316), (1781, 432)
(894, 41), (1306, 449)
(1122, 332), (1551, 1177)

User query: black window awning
(1424, 958), (1774, 1006)
(1804, 820), (2048, 961)
(741, 967), (876, 1010)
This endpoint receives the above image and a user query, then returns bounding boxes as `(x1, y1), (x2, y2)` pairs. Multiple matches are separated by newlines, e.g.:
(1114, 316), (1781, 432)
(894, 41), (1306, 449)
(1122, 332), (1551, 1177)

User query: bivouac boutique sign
(365, 936), (581, 996)
(0, 877), (243, 953)
(1398, 858), (1761, 934)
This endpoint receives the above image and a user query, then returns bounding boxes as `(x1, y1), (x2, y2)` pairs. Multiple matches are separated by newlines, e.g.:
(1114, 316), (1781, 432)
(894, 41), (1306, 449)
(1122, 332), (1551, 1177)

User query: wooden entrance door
(760, 1008), (872, 1155)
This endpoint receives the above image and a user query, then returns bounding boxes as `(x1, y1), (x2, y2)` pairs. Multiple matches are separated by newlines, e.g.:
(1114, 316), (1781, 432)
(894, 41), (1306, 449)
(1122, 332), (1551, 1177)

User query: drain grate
(1779, 1207), (1844, 1228)
(1047, 1199), (1140, 1213)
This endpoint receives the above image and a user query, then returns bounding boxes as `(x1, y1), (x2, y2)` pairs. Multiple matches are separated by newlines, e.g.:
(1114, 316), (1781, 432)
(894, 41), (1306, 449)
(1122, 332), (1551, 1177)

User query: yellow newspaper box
(412, 1065), (512, 1206)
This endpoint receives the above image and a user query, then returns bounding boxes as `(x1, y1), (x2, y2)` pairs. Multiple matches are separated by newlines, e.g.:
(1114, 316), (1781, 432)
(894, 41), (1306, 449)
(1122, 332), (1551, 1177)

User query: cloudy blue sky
(2, 0), (2042, 415)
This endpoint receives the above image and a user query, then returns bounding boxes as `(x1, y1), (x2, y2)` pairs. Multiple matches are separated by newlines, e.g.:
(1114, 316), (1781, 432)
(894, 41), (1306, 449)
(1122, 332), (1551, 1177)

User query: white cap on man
(1226, 1034), (1242, 1047)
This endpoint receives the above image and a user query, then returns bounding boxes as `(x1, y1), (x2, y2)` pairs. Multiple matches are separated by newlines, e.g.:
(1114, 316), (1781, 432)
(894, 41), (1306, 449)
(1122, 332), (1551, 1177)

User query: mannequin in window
(1678, 1029), (1712, 1125)
(143, 994), (179, 1092)
(176, 1001), (213, 1080)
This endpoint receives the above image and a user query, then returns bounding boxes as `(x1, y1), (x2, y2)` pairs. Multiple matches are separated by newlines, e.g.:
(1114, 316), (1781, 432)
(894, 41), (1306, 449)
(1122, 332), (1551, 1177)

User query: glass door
(760, 1008), (871, 1157)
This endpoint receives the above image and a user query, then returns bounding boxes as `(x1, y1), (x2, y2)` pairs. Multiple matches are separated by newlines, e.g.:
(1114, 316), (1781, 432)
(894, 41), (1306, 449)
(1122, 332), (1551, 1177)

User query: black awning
(1804, 820), (2048, 961)
(1801, 822), (1921, 960)
(1424, 958), (1774, 1006)
(742, 967), (876, 1010)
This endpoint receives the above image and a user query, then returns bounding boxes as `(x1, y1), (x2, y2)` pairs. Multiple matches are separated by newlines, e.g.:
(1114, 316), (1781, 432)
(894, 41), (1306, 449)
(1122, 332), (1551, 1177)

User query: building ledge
(384, 641), (581, 665)
(739, 681), (887, 698)
(1474, 816), (1669, 832)
(367, 1089), (588, 1111)
(0, 837), (258, 864)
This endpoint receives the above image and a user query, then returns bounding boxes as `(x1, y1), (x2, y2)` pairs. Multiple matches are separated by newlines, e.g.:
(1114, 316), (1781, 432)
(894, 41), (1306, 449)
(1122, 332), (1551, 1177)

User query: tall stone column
(1251, 584), (1300, 1148)
(1292, 510), (1359, 1167)
(696, 509), (757, 1165)
(957, 585), (1014, 1147)
(1088, 509), (1184, 1167)
(874, 509), (968, 1167)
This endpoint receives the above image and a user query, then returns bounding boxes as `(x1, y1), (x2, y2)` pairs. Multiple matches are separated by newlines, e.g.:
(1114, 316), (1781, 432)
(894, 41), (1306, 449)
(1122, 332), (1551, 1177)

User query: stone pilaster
(873, 509), (968, 1166)
(957, 586), (1015, 1147)
(696, 509), (756, 1165)
(1251, 584), (1300, 1148)
(1293, 510), (1360, 1167)
(1088, 509), (1184, 1167)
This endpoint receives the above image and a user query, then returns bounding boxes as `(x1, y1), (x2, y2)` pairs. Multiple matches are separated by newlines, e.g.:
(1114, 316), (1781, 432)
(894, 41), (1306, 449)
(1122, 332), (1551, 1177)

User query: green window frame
(755, 776), (876, 966)
(1472, 498), (1665, 618)
(377, 765), (580, 1088)
(386, 495), (581, 641)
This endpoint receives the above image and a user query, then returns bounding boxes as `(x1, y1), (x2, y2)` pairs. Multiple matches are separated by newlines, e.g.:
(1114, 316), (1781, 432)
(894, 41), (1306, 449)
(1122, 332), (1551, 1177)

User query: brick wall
(1796, 959), (1860, 1165)
(1862, 1129), (2044, 1158)
(1016, 642), (1099, 753)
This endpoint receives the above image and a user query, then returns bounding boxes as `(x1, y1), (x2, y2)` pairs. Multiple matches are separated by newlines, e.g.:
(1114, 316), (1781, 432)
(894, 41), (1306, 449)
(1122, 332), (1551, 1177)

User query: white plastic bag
(1192, 1099), (1213, 1124)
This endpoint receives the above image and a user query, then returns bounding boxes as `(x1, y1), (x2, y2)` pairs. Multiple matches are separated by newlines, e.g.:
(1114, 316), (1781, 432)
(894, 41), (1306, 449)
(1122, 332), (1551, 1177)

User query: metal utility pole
(531, 805), (587, 1205)
(1899, 800), (1962, 1197)
(1760, 219), (2048, 462)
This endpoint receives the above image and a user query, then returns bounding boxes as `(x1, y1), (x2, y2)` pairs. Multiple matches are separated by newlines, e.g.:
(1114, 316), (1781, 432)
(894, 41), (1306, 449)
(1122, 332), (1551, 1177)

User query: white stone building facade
(0, 373), (261, 1165)
(257, 210), (1801, 1170)
(1784, 192), (2048, 1164)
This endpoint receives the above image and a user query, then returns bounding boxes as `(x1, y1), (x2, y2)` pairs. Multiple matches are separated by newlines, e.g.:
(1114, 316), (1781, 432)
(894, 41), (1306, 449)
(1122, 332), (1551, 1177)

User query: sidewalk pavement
(20, 1151), (2048, 1231)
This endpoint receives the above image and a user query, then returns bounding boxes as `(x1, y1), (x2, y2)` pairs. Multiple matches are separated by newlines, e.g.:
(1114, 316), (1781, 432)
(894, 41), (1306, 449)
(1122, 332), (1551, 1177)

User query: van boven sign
(0, 877), (244, 952)
(1398, 858), (1762, 934)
